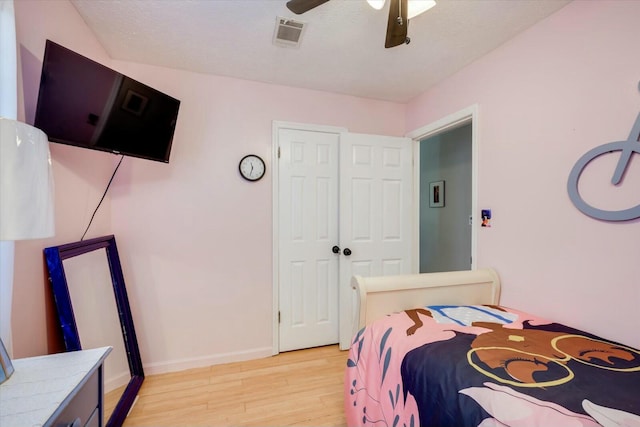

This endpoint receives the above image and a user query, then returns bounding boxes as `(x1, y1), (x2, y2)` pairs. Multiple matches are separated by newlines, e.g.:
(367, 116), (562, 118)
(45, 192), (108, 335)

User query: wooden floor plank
(122, 345), (348, 426)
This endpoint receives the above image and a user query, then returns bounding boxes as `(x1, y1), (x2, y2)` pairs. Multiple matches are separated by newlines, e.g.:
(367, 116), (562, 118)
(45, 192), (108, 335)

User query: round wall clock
(239, 154), (266, 181)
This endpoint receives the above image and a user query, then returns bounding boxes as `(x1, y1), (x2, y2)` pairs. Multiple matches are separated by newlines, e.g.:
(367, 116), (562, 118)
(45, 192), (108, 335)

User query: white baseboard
(105, 370), (130, 393)
(142, 346), (273, 376)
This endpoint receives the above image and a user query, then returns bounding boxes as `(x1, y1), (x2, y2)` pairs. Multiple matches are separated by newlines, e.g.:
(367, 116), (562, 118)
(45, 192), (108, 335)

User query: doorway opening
(407, 105), (478, 273)
(419, 123), (472, 272)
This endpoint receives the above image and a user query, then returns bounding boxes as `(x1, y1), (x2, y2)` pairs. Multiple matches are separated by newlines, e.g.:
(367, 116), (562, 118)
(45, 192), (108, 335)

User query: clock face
(239, 155), (266, 181)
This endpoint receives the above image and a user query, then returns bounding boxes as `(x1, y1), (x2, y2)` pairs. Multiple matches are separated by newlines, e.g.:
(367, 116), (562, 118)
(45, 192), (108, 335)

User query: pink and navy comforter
(344, 305), (640, 427)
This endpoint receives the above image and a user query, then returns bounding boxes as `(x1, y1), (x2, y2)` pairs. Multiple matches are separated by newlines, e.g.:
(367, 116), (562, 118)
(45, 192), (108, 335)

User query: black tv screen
(34, 40), (180, 163)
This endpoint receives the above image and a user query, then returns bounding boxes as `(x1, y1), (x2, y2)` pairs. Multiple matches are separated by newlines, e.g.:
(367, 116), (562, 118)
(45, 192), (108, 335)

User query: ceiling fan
(285, 0), (413, 48)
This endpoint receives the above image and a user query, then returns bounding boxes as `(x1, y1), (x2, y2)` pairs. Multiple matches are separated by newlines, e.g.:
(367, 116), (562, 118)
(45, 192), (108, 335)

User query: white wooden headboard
(351, 268), (501, 329)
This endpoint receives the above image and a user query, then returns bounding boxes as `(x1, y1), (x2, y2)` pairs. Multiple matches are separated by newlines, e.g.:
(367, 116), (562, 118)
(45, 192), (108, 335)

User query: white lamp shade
(0, 117), (55, 240)
(367, 0), (385, 10)
(407, 0), (436, 19)
(366, 0), (436, 18)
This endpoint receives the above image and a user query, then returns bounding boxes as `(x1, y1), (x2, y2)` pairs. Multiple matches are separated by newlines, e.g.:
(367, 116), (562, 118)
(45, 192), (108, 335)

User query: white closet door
(338, 132), (413, 349)
(278, 128), (340, 352)
(277, 128), (413, 352)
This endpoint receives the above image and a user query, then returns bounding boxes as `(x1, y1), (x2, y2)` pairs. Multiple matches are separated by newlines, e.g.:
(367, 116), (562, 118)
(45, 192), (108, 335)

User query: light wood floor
(117, 345), (348, 426)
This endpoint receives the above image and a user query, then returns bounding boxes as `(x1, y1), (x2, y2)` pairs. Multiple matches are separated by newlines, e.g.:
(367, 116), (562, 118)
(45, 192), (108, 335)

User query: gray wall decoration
(567, 112), (640, 221)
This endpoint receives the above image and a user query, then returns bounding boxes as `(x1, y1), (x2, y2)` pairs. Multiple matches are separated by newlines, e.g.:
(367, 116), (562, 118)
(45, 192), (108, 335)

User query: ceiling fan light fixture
(407, 0), (436, 19)
(367, 0), (385, 10)
(368, 0), (436, 18)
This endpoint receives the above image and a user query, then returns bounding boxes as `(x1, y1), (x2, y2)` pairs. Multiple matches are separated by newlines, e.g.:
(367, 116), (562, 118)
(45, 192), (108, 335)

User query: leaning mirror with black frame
(44, 235), (143, 427)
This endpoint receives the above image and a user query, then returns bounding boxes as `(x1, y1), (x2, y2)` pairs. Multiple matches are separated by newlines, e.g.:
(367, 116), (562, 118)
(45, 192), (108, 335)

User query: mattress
(344, 305), (640, 427)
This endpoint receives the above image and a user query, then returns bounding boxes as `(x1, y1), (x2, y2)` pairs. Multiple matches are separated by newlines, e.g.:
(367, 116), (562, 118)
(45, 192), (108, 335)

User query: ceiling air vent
(273, 17), (306, 48)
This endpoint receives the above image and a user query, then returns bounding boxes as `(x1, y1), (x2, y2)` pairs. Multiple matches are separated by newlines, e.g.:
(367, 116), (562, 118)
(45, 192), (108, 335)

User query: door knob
(343, 248), (352, 256)
(332, 245), (341, 254)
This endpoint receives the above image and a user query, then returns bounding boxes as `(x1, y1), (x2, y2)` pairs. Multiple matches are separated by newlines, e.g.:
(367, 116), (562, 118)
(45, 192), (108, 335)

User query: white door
(277, 127), (413, 352)
(338, 132), (413, 349)
(278, 128), (341, 352)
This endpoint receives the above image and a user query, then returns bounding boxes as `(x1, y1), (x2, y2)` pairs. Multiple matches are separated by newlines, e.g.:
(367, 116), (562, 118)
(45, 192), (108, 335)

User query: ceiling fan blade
(385, 0), (409, 48)
(286, 0), (330, 14)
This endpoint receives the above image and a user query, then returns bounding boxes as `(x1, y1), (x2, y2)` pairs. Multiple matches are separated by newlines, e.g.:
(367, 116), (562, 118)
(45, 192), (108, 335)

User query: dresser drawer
(49, 369), (100, 427)
(85, 406), (100, 427)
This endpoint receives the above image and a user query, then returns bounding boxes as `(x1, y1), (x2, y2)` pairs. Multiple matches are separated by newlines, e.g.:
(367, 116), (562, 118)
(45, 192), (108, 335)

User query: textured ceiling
(70, 0), (571, 103)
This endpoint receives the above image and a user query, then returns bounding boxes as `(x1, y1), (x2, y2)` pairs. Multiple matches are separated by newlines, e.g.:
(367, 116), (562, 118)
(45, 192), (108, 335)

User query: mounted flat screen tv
(34, 40), (180, 163)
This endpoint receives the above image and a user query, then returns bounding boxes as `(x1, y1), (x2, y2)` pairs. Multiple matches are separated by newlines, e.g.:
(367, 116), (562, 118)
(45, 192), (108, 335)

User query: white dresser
(0, 346), (112, 427)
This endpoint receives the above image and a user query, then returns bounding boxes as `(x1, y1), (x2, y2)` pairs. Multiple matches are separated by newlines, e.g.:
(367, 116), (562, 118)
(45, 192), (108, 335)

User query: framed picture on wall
(429, 180), (445, 208)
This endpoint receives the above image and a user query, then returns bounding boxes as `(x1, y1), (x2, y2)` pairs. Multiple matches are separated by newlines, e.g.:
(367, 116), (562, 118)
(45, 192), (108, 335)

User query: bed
(344, 269), (640, 427)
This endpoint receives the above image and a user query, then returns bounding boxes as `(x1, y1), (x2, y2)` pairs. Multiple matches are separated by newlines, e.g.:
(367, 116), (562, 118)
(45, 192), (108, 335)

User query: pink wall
(13, 0), (119, 357)
(107, 66), (406, 370)
(12, 0), (405, 364)
(407, 0), (640, 348)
